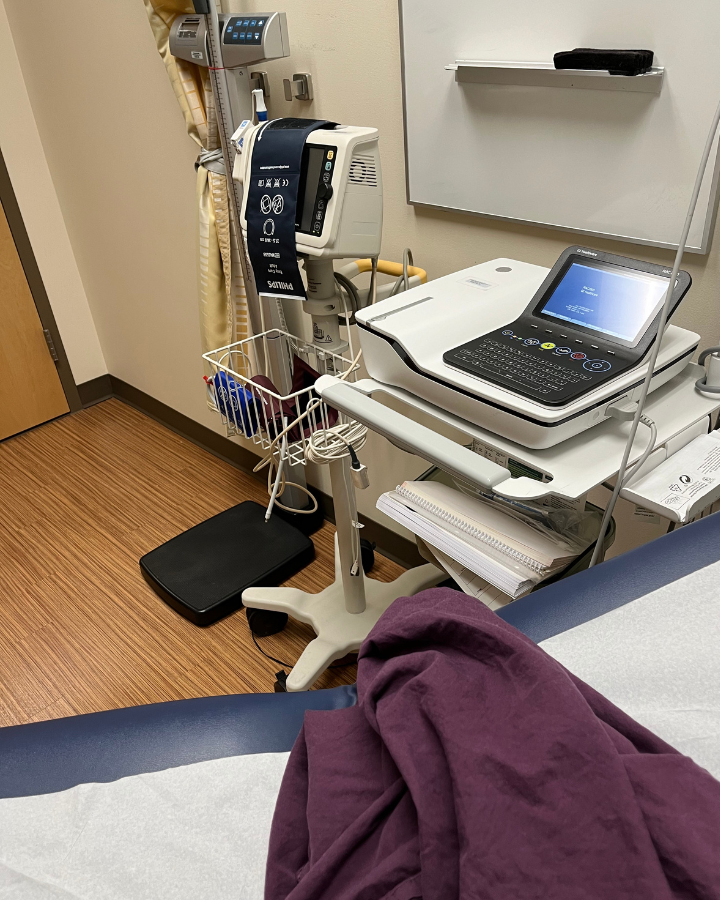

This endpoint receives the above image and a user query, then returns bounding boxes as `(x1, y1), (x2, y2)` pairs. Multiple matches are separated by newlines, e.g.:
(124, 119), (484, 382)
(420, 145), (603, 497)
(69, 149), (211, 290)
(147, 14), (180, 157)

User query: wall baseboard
(77, 374), (113, 407)
(77, 376), (424, 570)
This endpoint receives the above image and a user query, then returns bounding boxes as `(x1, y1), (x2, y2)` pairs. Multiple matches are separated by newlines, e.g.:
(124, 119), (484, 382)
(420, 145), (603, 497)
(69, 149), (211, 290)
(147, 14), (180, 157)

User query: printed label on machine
(246, 118), (336, 300)
(471, 439), (551, 483)
(471, 438), (586, 510)
(537, 494), (587, 513)
(624, 430), (720, 521)
(459, 276), (496, 291)
(633, 506), (664, 524)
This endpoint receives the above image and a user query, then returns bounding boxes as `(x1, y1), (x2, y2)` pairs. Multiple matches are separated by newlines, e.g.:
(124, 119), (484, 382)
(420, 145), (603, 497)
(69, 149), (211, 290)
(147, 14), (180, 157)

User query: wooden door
(0, 199), (68, 440)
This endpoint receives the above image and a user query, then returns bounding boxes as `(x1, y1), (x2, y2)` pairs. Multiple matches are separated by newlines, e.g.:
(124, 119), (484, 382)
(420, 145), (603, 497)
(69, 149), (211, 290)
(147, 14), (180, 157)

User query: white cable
(338, 279), (357, 375)
(388, 247), (415, 298)
(402, 247), (413, 294)
(695, 346), (720, 393)
(253, 350), (366, 519)
(589, 415), (656, 563)
(305, 420), (368, 464)
(254, 349), (364, 468)
(265, 419), (288, 521)
(589, 95), (720, 567)
(369, 257), (379, 305)
(621, 416), (657, 488)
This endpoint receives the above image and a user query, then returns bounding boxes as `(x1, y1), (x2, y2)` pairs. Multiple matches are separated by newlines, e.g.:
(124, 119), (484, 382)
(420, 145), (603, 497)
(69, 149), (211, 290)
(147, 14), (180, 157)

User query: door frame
(0, 147), (81, 413)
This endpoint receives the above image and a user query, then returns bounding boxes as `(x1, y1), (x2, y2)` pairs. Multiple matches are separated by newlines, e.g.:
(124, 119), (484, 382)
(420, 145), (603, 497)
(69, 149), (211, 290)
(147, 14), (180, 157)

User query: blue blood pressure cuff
(246, 118), (337, 300)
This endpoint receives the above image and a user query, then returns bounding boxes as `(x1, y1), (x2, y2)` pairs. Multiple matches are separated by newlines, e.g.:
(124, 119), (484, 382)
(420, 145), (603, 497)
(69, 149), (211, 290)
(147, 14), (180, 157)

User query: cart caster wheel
(273, 670), (288, 692)
(360, 539), (376, 574)
(246, 607), (288, 637)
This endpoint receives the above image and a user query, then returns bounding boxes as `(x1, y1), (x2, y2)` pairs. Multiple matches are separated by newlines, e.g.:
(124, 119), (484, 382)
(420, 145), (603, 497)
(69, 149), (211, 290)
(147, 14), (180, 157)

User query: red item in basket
(291, 355), (339, 430)
(249, 375), (301, 441)
(251, 358), (339, 442)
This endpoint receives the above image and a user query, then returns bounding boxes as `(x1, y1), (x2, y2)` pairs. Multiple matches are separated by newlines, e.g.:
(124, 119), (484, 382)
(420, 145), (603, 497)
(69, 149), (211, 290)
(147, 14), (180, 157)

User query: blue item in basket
(210, 371), (259, 435)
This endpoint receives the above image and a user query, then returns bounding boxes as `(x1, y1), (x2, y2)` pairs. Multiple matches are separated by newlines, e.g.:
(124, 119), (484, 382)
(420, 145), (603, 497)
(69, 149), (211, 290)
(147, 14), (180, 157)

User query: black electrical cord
(251, 632), (357, 671)
(251, 632), (292, 669)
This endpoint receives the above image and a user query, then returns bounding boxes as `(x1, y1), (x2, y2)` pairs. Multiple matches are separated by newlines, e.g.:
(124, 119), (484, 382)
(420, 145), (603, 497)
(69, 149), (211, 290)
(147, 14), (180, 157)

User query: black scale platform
(140, 501), (315, 626)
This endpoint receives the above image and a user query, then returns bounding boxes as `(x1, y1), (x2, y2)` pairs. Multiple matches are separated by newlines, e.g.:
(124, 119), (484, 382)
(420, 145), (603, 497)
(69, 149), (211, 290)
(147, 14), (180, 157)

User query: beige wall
(6, 0), (720, 556)
(0, 2), (105, 384)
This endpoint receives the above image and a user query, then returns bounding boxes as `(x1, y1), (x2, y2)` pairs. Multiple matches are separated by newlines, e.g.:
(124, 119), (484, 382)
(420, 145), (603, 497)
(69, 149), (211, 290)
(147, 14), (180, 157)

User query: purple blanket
(265, 589), (720, 899)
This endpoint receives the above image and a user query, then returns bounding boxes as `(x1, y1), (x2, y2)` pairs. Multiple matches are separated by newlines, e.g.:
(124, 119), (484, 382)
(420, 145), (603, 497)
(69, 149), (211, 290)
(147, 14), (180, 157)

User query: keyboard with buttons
(443, 325), (630, 407)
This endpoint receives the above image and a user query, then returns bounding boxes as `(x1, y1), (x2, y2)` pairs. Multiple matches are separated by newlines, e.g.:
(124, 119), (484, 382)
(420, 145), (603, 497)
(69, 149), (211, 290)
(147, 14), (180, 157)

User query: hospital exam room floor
(0, 399), (404, 727)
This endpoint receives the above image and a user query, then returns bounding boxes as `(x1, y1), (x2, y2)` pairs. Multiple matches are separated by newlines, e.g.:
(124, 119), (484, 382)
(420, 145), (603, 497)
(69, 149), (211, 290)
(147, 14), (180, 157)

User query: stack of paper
(378, 481), (578, 599)
(416, 537), (512, 610)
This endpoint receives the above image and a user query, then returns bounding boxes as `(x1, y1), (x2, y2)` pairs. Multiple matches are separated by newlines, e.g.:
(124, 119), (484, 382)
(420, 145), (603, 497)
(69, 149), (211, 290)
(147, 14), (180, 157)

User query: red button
(571, 352), (586, 360)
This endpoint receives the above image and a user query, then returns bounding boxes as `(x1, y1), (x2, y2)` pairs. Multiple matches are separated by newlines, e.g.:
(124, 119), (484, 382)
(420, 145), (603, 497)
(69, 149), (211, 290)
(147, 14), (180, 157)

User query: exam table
(1, 509), (718, 799)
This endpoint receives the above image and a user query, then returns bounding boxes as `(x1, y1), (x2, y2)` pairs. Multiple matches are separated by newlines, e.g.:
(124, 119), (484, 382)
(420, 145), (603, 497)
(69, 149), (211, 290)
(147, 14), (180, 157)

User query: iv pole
(192, 0), (313, 514)
(192, 0), (261, 336)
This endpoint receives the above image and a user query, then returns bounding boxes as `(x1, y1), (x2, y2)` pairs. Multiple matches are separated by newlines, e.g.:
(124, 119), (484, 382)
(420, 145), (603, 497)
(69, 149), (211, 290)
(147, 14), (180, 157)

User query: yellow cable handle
(354, 258), (427, 284)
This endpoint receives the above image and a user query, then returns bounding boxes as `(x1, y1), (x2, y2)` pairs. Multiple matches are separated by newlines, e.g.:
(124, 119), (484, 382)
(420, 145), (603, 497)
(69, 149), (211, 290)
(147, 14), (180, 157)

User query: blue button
(250, 19), (257, 25)
(254, 32), (260, 40)
(501, 329), (513, 336)
(258, 19), (265, 26)
(554, 346), (571, 355)
(325, 161), (332, 170)
(583, 359), (612, 373)
(238, 32), (244, 40)
(524, 338), (540, 346)
(242, 19), (250, 26)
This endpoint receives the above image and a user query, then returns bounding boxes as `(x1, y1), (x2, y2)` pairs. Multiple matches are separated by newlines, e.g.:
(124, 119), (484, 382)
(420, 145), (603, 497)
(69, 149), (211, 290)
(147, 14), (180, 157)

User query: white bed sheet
(2, 557), (719, 898)
(541, 557), (720, 779)
(0, 751), (289, 900)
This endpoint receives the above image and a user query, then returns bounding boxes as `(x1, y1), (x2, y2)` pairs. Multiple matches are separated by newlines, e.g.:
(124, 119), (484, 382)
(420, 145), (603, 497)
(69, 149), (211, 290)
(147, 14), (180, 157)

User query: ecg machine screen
(540, 260), (669, 344)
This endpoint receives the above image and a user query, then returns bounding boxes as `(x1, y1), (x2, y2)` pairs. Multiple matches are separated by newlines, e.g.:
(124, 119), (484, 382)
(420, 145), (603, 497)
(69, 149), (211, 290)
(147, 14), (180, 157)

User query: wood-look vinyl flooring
(0, 399), (404, 726)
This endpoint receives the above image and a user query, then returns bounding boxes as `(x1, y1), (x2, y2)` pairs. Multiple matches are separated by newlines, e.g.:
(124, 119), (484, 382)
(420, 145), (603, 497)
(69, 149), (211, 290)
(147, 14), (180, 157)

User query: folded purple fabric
(265, 588), (720, 900)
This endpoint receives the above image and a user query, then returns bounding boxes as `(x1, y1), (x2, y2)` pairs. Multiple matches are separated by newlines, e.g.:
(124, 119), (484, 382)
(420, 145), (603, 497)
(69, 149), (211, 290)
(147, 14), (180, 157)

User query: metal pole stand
(242, 455), (444, 690)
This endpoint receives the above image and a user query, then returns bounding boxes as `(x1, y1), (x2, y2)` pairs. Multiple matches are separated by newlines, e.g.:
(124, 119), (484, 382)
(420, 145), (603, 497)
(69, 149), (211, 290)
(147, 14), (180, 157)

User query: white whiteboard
(399, 0), (720, 252)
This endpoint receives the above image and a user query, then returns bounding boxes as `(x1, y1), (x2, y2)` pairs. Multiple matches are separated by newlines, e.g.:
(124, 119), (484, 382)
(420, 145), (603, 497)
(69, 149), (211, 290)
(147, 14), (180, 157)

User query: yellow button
(541, 342), (555, 350)
(327, 151), (334, 160)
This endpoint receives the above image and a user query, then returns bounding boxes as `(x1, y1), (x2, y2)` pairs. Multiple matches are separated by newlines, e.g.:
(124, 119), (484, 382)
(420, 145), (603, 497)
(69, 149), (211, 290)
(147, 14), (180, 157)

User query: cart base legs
(243, 536), (444, 691)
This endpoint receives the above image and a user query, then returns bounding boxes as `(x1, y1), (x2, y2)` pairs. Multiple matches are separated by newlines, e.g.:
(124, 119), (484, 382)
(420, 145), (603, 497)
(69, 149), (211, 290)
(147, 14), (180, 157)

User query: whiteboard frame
(397, 0), (720, 255)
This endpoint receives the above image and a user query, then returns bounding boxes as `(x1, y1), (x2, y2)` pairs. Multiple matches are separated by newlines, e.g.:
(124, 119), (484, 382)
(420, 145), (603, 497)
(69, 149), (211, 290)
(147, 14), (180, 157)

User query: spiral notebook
(377, 481), (578, 599)
(416, 537), (512, 611)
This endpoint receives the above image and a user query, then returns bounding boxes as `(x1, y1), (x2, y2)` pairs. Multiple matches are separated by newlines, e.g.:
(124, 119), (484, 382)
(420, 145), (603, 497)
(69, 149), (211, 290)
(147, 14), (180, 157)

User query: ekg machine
(356, 246), (697, 449)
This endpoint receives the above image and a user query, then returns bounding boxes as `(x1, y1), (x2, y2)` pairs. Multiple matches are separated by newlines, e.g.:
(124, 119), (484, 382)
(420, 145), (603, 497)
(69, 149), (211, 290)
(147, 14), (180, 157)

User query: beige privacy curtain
(143, 0), (248, 355)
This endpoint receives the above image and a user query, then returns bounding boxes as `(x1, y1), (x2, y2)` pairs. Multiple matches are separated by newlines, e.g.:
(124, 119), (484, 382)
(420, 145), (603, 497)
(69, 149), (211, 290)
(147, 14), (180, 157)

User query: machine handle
(317, 377), (512, 491)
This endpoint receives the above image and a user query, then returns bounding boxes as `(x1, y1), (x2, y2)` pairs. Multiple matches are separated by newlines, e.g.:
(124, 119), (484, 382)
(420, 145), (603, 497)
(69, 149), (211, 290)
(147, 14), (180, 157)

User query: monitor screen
(539, 260), (670, 344)
(298, 147), (325, 233)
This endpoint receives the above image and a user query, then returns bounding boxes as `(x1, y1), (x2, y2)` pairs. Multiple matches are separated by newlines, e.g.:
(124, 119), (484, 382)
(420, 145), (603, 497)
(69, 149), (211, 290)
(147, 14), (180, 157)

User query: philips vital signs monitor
(444, 246), (691, 406)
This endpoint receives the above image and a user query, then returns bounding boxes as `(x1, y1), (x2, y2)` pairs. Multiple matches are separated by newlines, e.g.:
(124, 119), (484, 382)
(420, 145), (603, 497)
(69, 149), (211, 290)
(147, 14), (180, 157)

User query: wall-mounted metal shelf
(446, 60), (664, 94)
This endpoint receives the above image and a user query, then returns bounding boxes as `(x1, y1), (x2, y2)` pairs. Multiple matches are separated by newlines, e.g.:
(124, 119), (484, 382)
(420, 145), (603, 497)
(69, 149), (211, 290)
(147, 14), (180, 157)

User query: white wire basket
(203, 329), (360, 467)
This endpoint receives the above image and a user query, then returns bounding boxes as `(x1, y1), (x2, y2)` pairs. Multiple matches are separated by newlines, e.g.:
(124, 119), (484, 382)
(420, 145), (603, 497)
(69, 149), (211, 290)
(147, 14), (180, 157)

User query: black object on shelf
(553, 49), (654, 77)
(140, 501), (315, 626)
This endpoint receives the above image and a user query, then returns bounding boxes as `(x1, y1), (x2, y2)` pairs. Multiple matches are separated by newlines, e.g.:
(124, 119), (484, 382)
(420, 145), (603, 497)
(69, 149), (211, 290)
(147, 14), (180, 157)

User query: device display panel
(535, 257), (670, 348)
(296, 144), (336, 235)
(298, 147), (325, 232)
